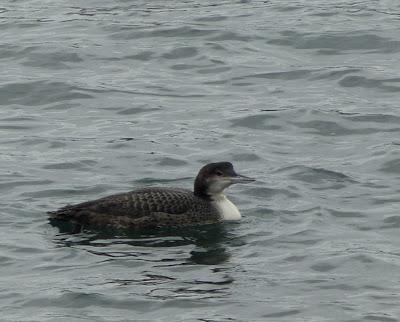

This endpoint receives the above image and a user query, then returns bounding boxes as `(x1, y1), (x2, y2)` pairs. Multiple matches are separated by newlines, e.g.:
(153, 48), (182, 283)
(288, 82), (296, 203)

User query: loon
(48, 162), (254, 229)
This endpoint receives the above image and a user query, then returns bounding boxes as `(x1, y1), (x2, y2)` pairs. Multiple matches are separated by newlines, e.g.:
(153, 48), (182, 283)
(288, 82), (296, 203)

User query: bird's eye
(216, 170), (223, 176)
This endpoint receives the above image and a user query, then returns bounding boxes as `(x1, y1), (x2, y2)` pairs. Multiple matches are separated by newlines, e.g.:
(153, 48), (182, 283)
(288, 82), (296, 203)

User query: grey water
(1, 0), (400, 321)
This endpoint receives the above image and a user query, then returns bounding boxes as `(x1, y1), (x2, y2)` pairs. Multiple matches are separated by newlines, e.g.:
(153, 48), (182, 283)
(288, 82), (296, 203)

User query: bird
(48, 162), (254, 229)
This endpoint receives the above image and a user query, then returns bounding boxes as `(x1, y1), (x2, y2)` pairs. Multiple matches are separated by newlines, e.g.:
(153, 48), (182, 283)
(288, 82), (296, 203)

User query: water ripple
(268, 31), (400, 53)
(1, 0), (400, 321)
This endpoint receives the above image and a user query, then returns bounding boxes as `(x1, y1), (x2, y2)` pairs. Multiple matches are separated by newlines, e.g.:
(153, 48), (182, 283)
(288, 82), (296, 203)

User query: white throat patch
(212, 194), (241, 221)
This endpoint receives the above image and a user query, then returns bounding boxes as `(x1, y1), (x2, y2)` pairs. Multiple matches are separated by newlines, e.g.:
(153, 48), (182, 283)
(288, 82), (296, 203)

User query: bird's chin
(206, 179), (232, 195)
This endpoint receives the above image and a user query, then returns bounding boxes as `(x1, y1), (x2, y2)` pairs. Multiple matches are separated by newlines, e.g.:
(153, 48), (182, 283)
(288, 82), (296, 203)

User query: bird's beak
(230, 174), (255, 184)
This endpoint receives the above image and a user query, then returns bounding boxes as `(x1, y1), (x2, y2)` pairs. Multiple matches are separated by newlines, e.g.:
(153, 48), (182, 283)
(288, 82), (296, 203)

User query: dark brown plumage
(48, 187), (218, 229)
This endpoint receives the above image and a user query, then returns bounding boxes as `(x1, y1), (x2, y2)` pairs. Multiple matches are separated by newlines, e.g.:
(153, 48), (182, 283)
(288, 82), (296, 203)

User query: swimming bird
(48, 162), (254, 229)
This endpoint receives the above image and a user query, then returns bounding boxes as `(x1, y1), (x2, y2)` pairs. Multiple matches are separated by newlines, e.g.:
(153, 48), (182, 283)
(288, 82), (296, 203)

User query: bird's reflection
(49, 218), (239, 265)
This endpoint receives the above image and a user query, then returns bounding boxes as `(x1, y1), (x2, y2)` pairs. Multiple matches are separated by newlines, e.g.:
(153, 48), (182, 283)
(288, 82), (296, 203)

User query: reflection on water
(48, 220), (237, 305)
(50, 219), (234, 266)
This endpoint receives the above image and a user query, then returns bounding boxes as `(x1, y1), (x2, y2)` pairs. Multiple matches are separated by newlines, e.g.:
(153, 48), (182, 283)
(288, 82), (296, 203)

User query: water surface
(1, 1), (400, 321)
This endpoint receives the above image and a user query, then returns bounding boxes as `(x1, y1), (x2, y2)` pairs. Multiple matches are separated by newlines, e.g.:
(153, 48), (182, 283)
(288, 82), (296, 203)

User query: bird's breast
(212, 195), (241, 221)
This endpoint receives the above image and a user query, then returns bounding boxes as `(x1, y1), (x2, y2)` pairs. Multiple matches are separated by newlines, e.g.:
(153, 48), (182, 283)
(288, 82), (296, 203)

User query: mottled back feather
(48, 187), (219, 228)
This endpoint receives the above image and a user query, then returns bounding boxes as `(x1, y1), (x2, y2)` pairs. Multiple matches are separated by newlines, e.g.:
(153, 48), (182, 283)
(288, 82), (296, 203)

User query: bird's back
(49, 187), (219, 228)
